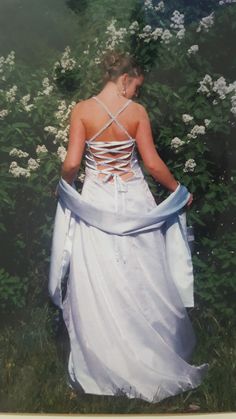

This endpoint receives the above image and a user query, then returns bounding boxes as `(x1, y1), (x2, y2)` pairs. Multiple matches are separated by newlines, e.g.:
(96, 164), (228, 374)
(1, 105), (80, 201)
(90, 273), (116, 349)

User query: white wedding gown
(49, 96), (208, 403)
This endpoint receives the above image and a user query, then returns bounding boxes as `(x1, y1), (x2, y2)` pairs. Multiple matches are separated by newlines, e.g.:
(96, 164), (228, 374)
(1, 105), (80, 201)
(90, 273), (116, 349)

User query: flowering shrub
(1, 2), (236, 322)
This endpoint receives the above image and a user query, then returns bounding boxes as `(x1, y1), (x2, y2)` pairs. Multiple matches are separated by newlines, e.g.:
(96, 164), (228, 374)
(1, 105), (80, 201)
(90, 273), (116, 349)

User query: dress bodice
(85, 96), (138, 183)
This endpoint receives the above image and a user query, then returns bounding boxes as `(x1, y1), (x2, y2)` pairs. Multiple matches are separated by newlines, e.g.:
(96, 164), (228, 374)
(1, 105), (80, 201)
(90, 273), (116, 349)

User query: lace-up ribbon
(85, 96), (138, 211)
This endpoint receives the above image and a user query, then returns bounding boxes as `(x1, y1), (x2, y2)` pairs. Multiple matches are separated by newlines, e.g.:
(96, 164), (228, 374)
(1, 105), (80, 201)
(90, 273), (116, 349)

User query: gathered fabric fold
(48, 177), (194, 309)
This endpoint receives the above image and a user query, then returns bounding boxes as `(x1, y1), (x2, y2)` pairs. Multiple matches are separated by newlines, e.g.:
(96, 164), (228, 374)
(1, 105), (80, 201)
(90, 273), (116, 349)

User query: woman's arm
(61, 102), (86, 185)
(135, 104), (179, 192)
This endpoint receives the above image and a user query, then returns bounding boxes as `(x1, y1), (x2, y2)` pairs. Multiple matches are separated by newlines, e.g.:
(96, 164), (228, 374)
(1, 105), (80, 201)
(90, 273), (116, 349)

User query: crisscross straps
(86, 96), (133, 142)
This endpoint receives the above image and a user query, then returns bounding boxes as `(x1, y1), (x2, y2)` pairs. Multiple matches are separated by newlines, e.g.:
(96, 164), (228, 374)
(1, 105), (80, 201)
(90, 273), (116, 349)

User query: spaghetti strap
(93, 96), (132, 118)
(87, 96), (133, 142)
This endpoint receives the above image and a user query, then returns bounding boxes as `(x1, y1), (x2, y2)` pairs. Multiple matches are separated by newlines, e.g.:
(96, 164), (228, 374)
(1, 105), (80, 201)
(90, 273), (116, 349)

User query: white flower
(24, 104), (34, 112)
(9, 148), (29, 158)
(139, 25), (163, 42)
(187, 125), (206, 139)
(43, 86), (53, 95)
(54, 100), (75, 127)
(42, 77), (50, 88)
(227, 81), (236, 94)
(6, 85), (17, 102)
(105, 19), (127, 50)
(231, 106), (236, 116)
(161, 29), (172, 44)
(204, 119), (211, 127)
(9, 161), (18, 169)
(37, 77), (54, 96)
(213, 76), (229, 100)
(152, 28), (163, 40)
(55, 127), (69, 143)
(187, 44), (199, 55)
(44, 126), (58, 135)
(197, 74), (213, 97)
(154, 1), (165, 12)
(20, 94), (34, 113)
(4, 50), (15, 67)
(230, 94), (236, 107)
(54, 46), (77, 73)
(143, 25), (152, 33)
(144, 0), (154, 10)
(183, 158), (196, 172)
(198, 75), (236, 101)
(54, 100), (67, 122)
(57, 146), (67, 162)
(27, 158), (40, 171)
(78, 172), (85, 182)
(202, 75), (213, 84)
(9, 161), (31, 178)
(176, 28), (186, 39)
(36, 145), (48, 154)
(0, 51), (15, 81)
(219, 0), (236, 4)
(196, 12), (214, 32)
(171, 137), (185, 152)
(138, 25), (151, 42)
(170, 10), (185, 30)
(44, 101), (72, 144)
(129, 21), (139, 34)
(20, 94), (30, 105)
(182, 114), (194, 124)
(0, 109), (9, 119)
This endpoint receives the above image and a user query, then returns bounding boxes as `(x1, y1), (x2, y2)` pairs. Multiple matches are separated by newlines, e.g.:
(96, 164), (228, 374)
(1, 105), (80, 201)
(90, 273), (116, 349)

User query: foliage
(1, 0), (235, 321)
(193, 232), (236, 322)
(0, 268), (28, 311)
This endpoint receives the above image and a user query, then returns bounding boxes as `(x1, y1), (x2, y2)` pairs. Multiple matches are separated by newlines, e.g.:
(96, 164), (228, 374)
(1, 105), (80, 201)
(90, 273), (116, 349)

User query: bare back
(79, 96), (140, 142)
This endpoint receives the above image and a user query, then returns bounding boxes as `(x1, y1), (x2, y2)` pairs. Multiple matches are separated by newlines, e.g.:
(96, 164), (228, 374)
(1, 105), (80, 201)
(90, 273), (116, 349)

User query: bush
(1, 1), (235, 324)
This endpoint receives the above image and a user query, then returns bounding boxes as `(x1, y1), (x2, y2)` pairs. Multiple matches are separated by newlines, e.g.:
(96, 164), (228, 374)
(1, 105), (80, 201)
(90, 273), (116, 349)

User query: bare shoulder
(132, 102), (149, 119)
(71, 99), (87, 111)
(71, 98), (148, 121)
(68, 99), (91, 121)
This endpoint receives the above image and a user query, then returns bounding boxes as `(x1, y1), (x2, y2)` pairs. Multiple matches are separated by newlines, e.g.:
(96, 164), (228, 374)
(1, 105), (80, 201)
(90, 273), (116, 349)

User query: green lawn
(0, 302), (235, 414)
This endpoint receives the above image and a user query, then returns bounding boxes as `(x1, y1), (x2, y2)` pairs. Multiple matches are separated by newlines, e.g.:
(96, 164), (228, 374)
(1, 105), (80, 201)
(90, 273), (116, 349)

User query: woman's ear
(121, 73), (130, 85)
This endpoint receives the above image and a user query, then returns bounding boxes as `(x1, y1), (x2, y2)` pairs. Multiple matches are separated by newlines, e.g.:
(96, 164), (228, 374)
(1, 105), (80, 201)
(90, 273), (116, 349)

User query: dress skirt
(49, 165), (208, 403)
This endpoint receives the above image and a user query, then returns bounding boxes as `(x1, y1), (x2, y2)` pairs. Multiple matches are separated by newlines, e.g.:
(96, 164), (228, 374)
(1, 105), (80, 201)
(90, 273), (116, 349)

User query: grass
(0, 302), (235, 414)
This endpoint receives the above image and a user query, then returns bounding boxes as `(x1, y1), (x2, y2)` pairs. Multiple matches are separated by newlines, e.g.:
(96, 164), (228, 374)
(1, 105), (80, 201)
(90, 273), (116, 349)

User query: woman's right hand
(186, 193), (193, 207)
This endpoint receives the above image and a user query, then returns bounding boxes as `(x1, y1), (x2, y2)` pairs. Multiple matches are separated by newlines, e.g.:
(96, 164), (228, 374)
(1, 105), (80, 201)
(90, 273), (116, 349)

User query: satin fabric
(48, 164), (208, 403)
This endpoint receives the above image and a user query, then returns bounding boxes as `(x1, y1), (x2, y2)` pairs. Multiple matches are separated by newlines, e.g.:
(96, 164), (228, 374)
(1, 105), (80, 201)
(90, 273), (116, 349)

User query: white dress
(48, 96), (208, 403)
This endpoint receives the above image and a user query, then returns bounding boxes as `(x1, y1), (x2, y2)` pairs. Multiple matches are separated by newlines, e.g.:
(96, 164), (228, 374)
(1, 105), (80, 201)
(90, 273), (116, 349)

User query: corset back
(84, 96), (141, 183)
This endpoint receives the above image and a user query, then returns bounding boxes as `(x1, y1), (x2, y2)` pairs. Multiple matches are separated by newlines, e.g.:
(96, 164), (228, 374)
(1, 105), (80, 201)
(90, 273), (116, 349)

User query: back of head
(101, 51), (144, 84)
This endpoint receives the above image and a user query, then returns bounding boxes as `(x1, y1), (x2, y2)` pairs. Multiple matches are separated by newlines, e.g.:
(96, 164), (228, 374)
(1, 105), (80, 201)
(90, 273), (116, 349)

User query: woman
(49, 52), (208, 403)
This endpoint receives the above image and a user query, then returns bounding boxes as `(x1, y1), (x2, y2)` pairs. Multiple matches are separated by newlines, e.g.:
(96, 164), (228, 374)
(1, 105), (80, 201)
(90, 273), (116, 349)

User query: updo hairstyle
(101, 51), (144, 84)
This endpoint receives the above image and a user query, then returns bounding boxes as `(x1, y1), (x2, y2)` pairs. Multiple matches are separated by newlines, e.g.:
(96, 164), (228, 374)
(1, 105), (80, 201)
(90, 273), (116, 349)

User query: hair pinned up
(101, 51), (144, 83)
